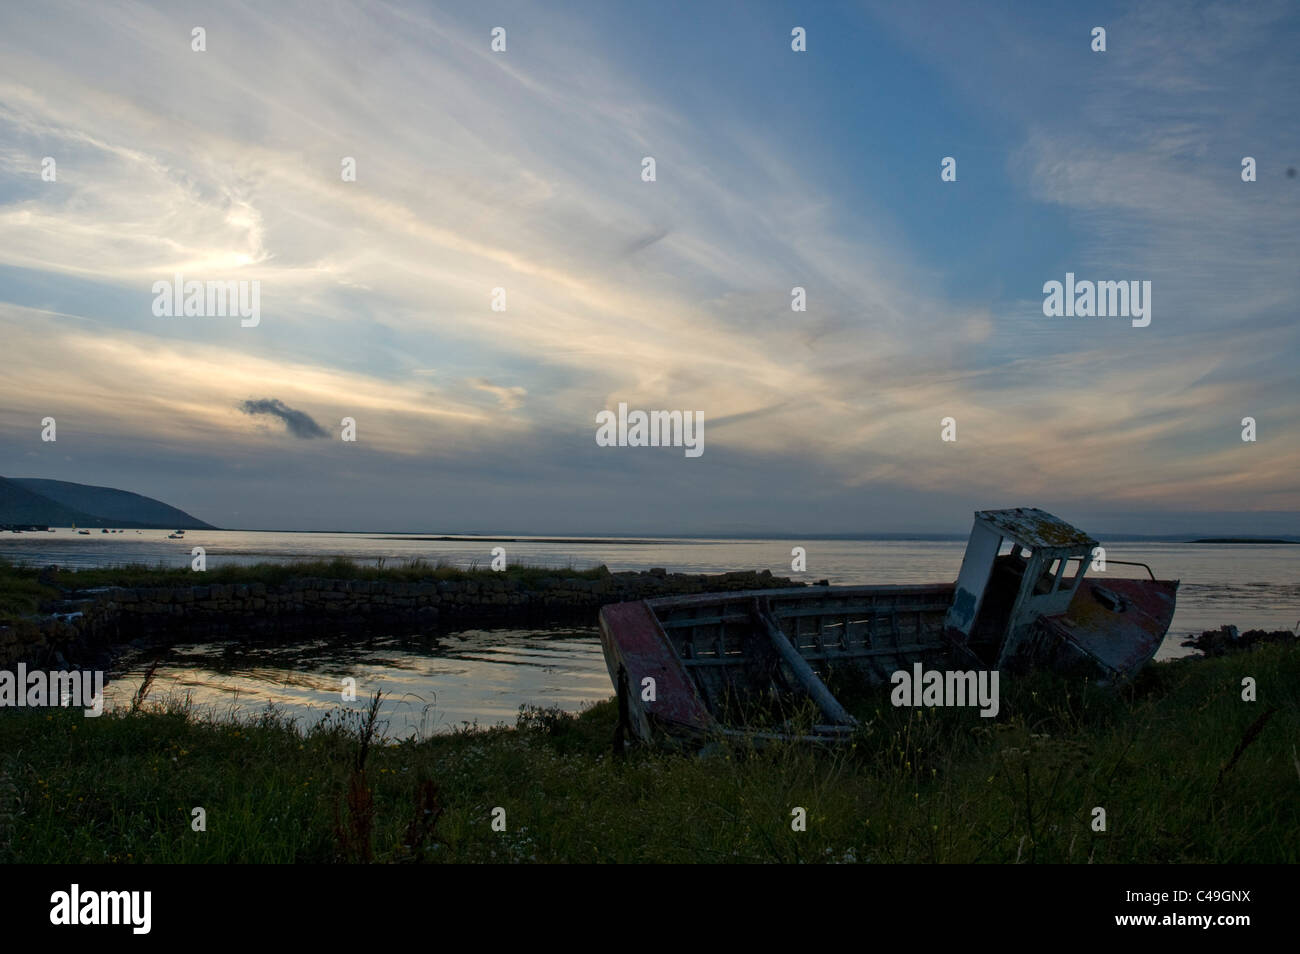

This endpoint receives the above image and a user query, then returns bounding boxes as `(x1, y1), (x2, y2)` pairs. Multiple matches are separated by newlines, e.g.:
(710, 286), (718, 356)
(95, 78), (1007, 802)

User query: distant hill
(0, 478), (101, 527)
(0, 477), (216, 529)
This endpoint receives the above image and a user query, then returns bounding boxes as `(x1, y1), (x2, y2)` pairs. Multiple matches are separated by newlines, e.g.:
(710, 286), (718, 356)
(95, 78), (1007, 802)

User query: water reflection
(103, 626), (611, 739)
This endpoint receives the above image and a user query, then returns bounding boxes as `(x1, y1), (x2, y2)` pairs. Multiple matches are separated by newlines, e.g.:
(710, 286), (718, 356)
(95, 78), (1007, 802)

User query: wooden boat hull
(598, 599), (719, 742)
(599, 577), (1178, 744)
(599, 583), (958, 744)
(1025, 577), (1178, 683)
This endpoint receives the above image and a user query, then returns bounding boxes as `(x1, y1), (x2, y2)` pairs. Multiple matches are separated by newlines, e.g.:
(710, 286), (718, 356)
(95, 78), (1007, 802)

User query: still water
(99, 626), (612, 739)
(3, 529), (1295, 735)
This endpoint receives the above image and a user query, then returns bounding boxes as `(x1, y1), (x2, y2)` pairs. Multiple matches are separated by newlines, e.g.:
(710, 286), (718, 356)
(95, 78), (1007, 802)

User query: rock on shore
(1181, 625), (1298, 656)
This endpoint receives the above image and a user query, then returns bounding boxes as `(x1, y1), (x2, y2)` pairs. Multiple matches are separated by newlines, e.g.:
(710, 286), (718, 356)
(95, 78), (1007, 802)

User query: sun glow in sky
(0, 0), (1296, 535)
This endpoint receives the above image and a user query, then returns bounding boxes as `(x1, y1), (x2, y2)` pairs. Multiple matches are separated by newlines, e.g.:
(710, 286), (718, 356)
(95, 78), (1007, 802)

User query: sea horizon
(19, 525), (1295, 544)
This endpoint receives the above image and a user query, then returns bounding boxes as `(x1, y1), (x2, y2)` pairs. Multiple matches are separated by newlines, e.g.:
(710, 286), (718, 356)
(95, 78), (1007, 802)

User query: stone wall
(0, 569), (801, 669)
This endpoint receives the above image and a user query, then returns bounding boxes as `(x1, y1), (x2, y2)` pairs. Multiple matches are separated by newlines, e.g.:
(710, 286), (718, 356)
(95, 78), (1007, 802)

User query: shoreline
(0, 560), (799, 669)
(2, 557), (1293, 672)
(2, 560), (1296, 864)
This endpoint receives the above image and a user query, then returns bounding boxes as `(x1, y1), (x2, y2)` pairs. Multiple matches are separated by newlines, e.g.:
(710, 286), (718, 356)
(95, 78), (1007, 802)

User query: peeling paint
(950, 587), (978, 627)
(975, 508), (1097, 551)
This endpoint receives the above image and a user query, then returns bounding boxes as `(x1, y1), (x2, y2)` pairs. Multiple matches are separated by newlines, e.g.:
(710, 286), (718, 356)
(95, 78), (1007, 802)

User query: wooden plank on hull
(598, 600), (716, 736)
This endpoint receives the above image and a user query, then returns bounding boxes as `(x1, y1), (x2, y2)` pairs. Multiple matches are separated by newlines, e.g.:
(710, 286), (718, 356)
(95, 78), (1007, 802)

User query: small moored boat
(598, 508), (1178, 745)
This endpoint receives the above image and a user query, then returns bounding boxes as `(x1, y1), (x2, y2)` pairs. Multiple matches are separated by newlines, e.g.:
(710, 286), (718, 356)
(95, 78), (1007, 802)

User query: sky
(0, 0), (1296, 536)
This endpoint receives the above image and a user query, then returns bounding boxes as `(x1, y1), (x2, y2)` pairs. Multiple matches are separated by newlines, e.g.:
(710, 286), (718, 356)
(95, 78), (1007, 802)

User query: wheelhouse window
(1033, 557), (1062, 594)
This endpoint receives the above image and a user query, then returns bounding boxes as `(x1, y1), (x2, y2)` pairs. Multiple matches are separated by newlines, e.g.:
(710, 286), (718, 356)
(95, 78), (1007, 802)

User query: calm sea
(2, 528), (1295, 735)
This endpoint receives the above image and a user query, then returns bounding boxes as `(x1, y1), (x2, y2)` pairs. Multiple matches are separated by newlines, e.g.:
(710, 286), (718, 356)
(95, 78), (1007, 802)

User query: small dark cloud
(239, 398), (328, 439)
(621, 225), (670, 258)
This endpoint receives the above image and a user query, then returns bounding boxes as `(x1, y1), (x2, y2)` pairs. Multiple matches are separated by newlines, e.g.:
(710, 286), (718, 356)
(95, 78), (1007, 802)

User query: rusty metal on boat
(598, 508), (1178, 745)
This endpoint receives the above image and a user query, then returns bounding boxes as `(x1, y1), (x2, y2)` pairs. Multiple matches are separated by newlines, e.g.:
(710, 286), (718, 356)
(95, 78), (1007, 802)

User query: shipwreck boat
(598, 508), (1178, 744)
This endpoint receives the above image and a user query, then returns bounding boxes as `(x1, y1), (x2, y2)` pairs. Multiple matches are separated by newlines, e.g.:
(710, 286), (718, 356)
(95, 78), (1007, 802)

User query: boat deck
(599, 584), (961, 739)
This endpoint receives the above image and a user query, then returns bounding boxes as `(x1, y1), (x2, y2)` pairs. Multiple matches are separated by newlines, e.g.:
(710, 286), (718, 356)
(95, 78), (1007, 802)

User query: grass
(1, 640), (1296, 863)
(0, 568), (57, 619)
(0, 556), (611, 621)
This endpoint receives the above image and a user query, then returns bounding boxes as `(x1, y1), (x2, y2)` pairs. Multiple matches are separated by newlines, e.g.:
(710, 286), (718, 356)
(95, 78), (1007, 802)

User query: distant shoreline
(1189, 538), (1298, 544)
(5, 527), (1299, 544)
(373, 536), (674, 545)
